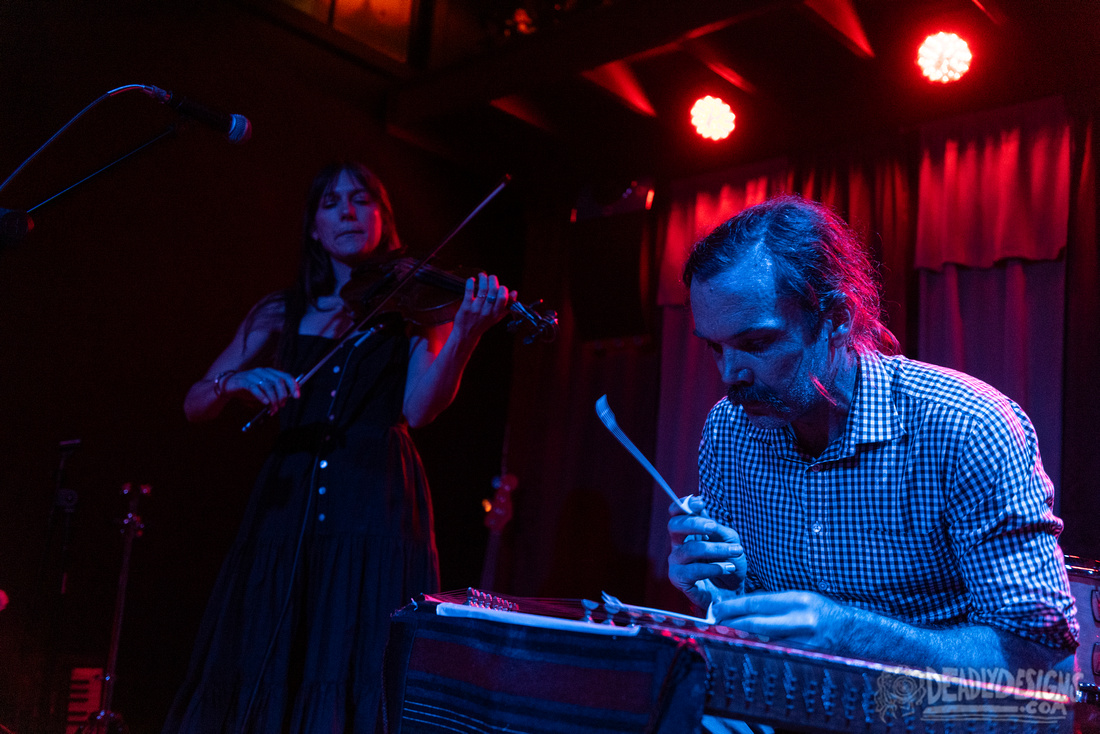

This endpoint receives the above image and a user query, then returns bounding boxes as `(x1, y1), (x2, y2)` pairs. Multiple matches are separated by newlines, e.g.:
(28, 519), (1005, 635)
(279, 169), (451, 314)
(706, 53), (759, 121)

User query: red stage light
(918, 32), (972, 83)
(691, 96), (736, 140)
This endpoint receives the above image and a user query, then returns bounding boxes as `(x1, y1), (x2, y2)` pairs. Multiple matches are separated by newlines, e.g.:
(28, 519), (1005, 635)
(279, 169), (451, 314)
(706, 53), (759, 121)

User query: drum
(1066, 555), (1100, 686)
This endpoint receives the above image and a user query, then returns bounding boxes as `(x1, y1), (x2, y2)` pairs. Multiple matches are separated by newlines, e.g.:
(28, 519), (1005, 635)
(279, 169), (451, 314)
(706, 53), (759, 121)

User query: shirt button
(817, 579), (831, 593)
(811, 521), (823, 534)
(319, 460), (328, 469)
(318, 486), (326, 495)
(318, 513), (326, 522)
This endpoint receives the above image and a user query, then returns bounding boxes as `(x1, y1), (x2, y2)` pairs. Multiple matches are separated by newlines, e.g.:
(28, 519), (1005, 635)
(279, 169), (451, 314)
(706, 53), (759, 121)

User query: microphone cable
(237, 324), (385, 733)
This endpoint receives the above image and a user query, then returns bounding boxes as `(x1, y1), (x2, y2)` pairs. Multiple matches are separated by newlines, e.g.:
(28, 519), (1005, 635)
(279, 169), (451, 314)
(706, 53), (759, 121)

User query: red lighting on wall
(691, 96), (736, 140)
(918, 32), (972, 83)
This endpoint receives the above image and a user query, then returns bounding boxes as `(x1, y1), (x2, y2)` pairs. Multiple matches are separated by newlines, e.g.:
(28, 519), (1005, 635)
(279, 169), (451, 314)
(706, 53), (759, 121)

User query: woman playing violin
(164, 162), (514, 734)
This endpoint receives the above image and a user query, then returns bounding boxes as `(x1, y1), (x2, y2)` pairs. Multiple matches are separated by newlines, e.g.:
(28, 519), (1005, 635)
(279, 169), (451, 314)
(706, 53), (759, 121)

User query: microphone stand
(76, 483), (149, 734)
(0, 85), (161, 195)
(0, 84), (180, 250)
(27, 439), (81, 734)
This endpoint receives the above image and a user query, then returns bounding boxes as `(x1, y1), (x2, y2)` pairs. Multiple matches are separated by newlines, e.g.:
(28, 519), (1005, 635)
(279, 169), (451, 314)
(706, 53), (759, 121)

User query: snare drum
(1066, 555), (1100, 686)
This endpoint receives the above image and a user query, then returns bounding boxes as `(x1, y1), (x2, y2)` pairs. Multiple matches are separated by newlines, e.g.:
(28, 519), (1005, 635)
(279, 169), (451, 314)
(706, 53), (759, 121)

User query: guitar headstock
(119, 482), (151, 538)
(484, 473), (517, 534)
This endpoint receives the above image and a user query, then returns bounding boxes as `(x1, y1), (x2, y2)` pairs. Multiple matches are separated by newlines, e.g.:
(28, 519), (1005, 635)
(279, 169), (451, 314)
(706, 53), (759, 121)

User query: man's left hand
(711, 590), (850, 650)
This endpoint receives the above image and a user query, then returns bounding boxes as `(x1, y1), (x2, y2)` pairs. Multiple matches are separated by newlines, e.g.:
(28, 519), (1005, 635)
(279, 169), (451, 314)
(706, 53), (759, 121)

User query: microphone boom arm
(0, 84), (152, 197)
(0, 83), (245, 244)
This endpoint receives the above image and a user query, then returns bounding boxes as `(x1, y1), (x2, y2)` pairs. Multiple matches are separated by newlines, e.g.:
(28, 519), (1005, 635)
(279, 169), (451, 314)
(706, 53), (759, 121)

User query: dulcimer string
(425, 590), (716, 628)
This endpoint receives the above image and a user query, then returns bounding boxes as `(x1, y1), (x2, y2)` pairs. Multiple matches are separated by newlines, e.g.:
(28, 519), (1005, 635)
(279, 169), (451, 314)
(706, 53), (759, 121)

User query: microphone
(142, 85), (252, 144)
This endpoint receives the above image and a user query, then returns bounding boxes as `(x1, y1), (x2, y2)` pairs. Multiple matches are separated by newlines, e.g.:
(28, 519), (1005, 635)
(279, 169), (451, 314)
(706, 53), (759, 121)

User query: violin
(341, 254), (558, 344)
(242, 175), (554, 432)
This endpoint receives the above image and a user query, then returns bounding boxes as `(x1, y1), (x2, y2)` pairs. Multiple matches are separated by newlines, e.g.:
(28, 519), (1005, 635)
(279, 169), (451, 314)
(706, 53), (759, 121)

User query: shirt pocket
(847, 476), (957, 599)
(847, 526), (960, 605)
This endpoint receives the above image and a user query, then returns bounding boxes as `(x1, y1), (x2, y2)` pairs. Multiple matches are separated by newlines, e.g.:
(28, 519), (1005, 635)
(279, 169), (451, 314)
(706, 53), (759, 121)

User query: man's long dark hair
(683, 194), (898, 355)
(246, 161), (403, 368)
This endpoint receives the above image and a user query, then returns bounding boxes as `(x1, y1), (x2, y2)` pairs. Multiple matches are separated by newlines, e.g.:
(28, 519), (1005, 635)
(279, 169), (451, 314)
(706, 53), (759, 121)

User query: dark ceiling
(335, 0), (1099, 185)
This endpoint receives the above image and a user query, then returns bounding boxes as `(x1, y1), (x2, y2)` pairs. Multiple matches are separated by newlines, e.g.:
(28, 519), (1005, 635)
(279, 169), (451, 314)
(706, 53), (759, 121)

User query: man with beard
(666, 195), (1078, 677)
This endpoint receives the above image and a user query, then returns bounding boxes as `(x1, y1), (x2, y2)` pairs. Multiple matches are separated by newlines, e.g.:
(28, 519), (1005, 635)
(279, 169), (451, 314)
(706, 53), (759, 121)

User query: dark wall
(6, 5), (1090, 734)
(0, 3), (521, 732)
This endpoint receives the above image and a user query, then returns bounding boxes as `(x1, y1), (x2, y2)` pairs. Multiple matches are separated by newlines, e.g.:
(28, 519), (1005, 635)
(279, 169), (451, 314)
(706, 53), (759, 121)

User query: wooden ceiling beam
(801, 0), (874, 59)
(386, 0), (794, 126)
(969, 0), (1007, 25)
(489, 95), (559, 133)
(681, 38), (759, 95)
(579, 60), (657, 117)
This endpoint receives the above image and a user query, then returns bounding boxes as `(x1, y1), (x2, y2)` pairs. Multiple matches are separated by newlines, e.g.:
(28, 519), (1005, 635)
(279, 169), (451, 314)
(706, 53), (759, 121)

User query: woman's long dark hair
(246, 161), (403, 368)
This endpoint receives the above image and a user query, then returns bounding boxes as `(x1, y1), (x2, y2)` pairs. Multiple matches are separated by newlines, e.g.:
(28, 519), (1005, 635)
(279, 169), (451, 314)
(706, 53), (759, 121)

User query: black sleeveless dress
(164, 316), (439, 733)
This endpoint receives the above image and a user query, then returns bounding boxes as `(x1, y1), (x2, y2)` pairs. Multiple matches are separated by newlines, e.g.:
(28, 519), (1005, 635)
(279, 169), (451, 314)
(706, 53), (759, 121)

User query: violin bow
(242, 175), (511, 432)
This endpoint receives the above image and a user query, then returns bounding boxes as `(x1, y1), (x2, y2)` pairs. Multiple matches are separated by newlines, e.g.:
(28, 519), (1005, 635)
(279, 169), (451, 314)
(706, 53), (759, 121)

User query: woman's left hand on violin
(452, 272), (516, 341)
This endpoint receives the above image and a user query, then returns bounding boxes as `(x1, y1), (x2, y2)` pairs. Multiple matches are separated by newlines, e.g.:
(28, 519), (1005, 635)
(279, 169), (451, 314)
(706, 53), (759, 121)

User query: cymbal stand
(76, 483), (149, 734)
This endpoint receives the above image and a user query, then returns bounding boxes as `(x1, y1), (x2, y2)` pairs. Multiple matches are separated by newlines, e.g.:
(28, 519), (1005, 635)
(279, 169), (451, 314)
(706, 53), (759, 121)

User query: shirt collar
(730, 349), (905, 455)
(841, 350), (905, 452)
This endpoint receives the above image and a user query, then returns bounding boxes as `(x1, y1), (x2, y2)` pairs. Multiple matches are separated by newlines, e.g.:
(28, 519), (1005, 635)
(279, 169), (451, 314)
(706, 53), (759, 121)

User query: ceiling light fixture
(691, 96), (736, 140)
(917, 32), (972, 83)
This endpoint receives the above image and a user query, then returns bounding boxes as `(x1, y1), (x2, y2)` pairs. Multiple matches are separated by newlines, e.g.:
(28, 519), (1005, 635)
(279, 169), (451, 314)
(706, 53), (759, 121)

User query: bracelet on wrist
(213, 370), (238, 398)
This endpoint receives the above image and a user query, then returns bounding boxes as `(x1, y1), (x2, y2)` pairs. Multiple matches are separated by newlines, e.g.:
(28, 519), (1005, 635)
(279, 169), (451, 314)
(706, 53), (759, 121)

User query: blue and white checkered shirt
(699, 350), (1079, 651)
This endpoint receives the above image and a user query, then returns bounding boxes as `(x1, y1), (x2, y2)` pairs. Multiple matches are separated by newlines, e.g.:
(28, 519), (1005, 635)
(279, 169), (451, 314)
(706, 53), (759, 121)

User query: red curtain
(915, 97), (1070, 503)
(1060, 106), (1100, 561)
(916, 98), (1070, 269)
(658, 159), (791, 307)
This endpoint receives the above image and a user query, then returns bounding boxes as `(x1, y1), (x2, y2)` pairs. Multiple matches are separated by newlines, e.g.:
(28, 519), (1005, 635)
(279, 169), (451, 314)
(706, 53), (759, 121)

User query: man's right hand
(667, 495), (747, 610)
